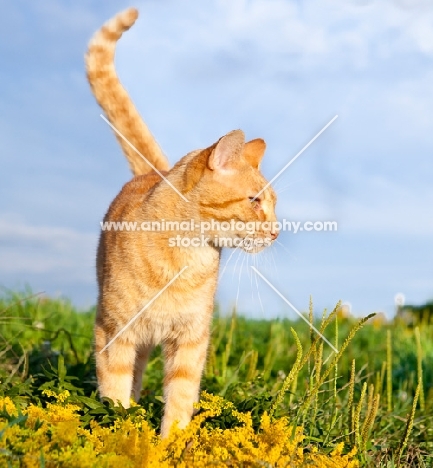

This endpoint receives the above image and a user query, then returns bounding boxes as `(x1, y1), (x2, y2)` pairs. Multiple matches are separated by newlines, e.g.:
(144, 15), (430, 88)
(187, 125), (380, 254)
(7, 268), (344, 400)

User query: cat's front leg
(160, 332), (210, 438)
(95, 322), (136, 408)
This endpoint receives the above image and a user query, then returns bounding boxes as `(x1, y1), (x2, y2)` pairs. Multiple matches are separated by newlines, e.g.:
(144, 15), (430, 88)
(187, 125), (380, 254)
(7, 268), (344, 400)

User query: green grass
(1, 290), (432, 466)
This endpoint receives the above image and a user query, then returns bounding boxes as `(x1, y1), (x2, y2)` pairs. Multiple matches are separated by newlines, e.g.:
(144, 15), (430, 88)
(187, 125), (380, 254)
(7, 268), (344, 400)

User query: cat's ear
(207, 130), (245, 171)
(243, 138), (266, 169)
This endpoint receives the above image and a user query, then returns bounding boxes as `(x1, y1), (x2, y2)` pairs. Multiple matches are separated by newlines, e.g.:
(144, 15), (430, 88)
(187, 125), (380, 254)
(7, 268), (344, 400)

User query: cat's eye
(248, 196), (261, 209)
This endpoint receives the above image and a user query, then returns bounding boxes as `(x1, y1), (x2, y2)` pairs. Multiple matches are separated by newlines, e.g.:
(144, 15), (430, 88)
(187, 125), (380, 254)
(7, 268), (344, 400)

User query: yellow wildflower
(0, 393), (359, 467)
(0, 396), (17, 416)
(41, 389), (71, 403)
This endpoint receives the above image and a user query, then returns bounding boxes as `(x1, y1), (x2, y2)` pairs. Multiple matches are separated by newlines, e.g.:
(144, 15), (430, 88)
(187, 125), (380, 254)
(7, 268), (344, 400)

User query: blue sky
(1, 0), (432, 319)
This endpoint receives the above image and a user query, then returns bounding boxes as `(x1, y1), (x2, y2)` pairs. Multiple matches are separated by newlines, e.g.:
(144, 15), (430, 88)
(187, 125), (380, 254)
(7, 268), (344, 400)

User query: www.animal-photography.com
(1, 1), (432, 466)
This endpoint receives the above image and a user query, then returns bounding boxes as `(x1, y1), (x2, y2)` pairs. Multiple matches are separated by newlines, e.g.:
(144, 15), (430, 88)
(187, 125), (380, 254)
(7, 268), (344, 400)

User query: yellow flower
(41, 389), (71, 403)
(0, 392), (360, 467)
(331, 442), (345, 456)
(0, 396), (17, 416)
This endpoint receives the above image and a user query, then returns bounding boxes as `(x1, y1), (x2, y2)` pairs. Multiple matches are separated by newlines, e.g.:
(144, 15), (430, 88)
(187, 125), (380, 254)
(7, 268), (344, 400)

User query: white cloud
(0, 217), (97, 281)
(126, 0), (433, 78)
(340, 180), (433, 235)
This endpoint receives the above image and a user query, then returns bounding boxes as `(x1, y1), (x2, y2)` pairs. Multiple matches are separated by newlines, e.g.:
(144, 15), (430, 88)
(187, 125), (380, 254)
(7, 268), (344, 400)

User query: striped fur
(87, 9), (278, 438)
(85, 8), (169, 176)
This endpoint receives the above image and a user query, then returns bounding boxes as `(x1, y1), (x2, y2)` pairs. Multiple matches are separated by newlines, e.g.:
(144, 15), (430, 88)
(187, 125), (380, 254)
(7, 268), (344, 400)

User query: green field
(0, 290), (432, 467)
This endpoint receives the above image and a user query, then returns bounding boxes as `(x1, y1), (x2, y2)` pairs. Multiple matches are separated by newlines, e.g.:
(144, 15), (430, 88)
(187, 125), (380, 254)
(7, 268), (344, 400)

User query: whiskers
(274, 238), (297, 262)
(236, 248), (248, 310)
(218, 238), (264, 318)
(252, 251), (264, 315)
(219, 240), (243, 281)
(218, 233), (294, 320)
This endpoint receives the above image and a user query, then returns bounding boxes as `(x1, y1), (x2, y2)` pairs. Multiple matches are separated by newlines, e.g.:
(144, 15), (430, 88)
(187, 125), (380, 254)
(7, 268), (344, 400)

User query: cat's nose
(270, 231), (279, 241)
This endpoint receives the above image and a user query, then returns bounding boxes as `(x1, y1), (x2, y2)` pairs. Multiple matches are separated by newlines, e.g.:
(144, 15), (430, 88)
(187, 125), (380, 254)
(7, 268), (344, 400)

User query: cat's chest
(128, 254), (220, 344)
(168, 246), (221, 295)
(181, 244), (221, 271)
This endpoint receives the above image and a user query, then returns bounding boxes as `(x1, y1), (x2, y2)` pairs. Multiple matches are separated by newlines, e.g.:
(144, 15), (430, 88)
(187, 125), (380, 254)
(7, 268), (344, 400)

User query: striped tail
(85, 8), (170, 176)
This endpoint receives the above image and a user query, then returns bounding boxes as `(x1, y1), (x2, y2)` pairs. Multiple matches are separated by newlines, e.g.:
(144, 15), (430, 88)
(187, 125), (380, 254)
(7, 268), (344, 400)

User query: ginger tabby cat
(86, 8), (278, 438)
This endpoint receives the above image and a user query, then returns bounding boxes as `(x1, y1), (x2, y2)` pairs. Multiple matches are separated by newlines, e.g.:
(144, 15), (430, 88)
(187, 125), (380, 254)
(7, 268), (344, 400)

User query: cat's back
(97, 171), (167, 287)
(104, 171), (167, 221)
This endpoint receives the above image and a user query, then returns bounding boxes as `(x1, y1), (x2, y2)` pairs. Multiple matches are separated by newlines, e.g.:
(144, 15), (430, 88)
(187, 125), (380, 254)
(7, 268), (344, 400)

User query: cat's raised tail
(86, 8), (170, 176)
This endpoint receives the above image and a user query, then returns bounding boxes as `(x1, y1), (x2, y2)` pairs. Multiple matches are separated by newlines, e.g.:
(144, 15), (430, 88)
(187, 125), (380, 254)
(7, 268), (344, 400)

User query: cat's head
(185, 130), (278, 253)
